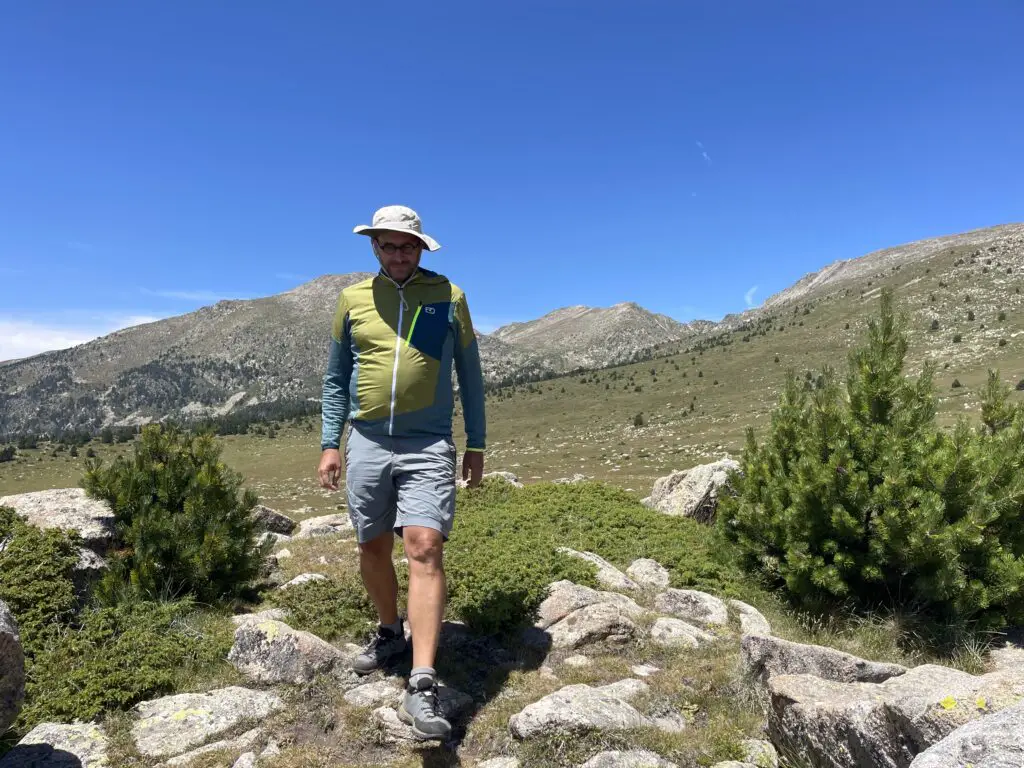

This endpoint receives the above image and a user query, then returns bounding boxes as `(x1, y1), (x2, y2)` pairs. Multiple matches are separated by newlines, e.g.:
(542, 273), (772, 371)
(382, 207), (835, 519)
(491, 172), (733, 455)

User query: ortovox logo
(424, 306), (436, 314)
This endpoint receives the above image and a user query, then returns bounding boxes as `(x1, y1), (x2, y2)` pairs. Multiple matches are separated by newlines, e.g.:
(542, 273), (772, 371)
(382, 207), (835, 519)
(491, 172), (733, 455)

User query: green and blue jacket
(321, 268), (486, 452)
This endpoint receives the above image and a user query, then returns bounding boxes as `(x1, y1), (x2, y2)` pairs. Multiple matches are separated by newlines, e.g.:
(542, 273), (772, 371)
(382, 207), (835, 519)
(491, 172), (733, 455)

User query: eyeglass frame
(373, 238), (423, 256)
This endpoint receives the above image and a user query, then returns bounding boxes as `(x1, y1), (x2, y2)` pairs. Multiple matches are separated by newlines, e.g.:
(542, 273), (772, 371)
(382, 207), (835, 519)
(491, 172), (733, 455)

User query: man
(318, 205), (485, 741)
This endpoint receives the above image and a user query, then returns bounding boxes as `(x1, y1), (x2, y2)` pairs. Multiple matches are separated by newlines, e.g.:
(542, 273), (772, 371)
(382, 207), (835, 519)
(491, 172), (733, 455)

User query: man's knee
(403, 527), (444, 569)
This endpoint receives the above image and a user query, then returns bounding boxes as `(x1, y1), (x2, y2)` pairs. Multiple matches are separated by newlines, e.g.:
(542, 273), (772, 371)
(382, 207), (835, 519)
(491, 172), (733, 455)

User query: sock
(409, 666), (436, 690)
(381, 618), (402, 635)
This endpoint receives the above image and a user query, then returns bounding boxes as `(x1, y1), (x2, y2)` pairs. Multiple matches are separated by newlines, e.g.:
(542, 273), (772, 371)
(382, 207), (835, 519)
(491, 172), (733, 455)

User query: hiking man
(317, 205), (486, 741)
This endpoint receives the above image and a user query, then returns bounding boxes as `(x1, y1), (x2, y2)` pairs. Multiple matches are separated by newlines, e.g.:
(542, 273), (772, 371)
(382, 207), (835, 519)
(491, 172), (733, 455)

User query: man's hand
(318, 448), (342, 490)
(462, 451), (484, 488)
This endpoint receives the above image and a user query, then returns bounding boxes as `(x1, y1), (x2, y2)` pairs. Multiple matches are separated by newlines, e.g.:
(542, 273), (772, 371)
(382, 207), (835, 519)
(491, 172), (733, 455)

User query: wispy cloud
(141, 288), (248, 302)
(0, 313), (166, 362)
(744, 285), (759, 307)
(696, 140), (712, 166)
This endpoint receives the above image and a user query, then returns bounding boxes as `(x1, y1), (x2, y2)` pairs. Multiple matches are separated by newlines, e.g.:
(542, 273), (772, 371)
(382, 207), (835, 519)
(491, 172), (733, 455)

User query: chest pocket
(406, 302), (451, 360)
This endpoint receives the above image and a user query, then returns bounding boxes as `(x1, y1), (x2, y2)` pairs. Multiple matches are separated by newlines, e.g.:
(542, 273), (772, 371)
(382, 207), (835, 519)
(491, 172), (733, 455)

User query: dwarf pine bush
(720, 291), (1024, 630)
(83, 424), (267, 605)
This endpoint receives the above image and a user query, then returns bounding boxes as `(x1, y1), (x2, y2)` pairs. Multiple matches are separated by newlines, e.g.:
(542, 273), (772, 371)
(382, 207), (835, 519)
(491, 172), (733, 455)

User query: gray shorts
(344, 426), (457, 544)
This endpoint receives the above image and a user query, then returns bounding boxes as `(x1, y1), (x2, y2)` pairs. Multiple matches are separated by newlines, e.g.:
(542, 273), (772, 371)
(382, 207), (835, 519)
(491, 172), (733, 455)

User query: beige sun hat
(353, 205), (441, 251)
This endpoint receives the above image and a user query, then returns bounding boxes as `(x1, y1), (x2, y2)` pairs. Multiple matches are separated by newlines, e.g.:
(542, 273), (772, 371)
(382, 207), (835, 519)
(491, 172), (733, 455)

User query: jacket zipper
(383, 272), (413, 437)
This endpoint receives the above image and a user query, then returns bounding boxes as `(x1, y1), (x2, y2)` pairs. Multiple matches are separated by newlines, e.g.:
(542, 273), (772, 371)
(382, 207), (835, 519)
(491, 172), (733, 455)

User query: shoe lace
(420, 684), (441, 716)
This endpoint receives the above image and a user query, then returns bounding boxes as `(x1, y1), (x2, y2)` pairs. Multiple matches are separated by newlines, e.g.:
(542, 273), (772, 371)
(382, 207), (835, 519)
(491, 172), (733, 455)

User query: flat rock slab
(0, 488), (115, 552)
(547, 601), (640, 650)
(0, 600), (24, 736)
(161, 727), (262, 766)
(132, 686), (284, 759)
(230, 608), (289, 626)
(625, 559), (670, 590)
(654, 588), (729, 627)
(581, 750), (676, 767)
(251, 504), (297, 535)
(295, 514), (352, 538)
(537, 580), (643, 630)
(910, 698), (1024, 767)
(0, 722), (109, 768)
(509, 680), (651, 740)
(228, 619), (346, 684)
(741, 634), (907, 687)
(729, 600), (772, 637)
(557, 548), (640, 592)
(650, 617), (717, 649)
(344, 679), (403, 708)
(278, 573), (327, 590)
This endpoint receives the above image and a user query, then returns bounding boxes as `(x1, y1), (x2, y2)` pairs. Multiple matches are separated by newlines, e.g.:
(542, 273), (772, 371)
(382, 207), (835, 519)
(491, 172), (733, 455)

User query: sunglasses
(375, 241), (421, 255)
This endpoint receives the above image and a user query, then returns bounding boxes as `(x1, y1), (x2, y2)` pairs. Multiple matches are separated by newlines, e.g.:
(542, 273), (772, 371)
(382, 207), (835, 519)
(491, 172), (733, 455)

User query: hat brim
(353, 225), (441, 252)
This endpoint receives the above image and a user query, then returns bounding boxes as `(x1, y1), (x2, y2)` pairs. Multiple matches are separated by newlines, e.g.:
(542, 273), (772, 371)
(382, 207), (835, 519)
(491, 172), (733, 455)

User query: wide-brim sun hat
(353, 205), (441, 252)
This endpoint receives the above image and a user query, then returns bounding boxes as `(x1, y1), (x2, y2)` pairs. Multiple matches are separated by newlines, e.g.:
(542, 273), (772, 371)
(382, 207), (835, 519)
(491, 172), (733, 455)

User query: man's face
(375, 231), (423, 283)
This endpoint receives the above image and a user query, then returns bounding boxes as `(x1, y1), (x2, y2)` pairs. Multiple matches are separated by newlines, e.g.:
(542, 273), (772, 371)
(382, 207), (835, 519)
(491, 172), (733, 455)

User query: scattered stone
(580, 750), (676, 768)
(344, 679), (403, 708)
(483, 471), (524, 487)
(0, 722), (109, 767)
(553, 474), (590, 484)
(251, 504), (297, 535)
(0, 600), (24, 736)
(741, 634), (907, 686)
(556, 548), (640, 591)
(910, 697), (1024, 767)
(275, 548), (293, 560)
(477, 758), (520, 768)
(642, 457), (740, 523)
(0, 488), (115, 552)
(536, 580), (643, 629)
(370, 686), (473, 743)
(259, 738), (281, 761)
(563, 654), (593, 668)
(740, 738), (779, 768)
(729, 600), (772, 637)
(228, 620), (346, 684)
(650, 617), (717, 649)
(278, 573), (327, 590)
(132, 686), (284, 759)
(256, 531), (291, 547)
(547, 601), (640, 650)
(162, 727), (262, 766)
(631, 664), (660, 678)
(232, 753), (257, 768)
(625, 558), (670, 590)
(295, 513), (352, 538)
(654, 589), (729, 628)
(650, 710), (686, 733)
(509, 680), (651, 739)
(231, 608), (288, 626)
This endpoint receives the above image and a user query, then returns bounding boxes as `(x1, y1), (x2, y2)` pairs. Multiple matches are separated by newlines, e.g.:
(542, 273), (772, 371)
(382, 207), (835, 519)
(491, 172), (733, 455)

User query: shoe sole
(397, 704), (451, 741)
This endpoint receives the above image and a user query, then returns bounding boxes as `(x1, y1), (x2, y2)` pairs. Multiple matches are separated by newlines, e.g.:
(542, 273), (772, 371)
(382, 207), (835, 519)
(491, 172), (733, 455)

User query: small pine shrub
(999, 338), (1007, 347)
(998, 311), (1007, 321)
(83, 424), (266, 606)
(968, 310), (976, 321)
(930, 319), (940, 332)
(0, 445), (15, 463)
(952, 378), (963, 389)
(774, 355), (780, 363)
(633, 413), (646, 428)
(953, 334), (962, 343)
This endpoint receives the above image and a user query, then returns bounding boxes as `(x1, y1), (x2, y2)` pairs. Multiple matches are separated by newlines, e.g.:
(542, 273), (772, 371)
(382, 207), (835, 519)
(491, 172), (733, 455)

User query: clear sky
(1, 1), (1022, 360)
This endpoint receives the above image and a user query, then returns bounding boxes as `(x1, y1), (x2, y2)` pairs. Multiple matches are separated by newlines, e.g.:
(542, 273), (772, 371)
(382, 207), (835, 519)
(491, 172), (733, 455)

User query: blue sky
(1, 1), (1022, 360)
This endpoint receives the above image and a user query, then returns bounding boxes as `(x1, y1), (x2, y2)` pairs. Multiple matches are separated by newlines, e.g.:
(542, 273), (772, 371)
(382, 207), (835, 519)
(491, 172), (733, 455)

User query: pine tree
(720, 290), (1024, 629)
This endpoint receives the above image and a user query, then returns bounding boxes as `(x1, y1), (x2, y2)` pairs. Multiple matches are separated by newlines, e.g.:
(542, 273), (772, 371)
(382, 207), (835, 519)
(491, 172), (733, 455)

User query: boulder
(251, 504), (297, 535)
(509, 680), (652, 739)
(278, 573), (327, 590)
(483, 471), (524, 487)
(580, 750), (676, 767)
(232, 753), (257, 768)
(0, 722), (109, 767)
(295, 514), (352, 539)
(132, 686), (284, 760)
(228, 620), (346, 684)
(276, 548), (293, 560)
(536, 580), (643, 630)
(557, 549), (640, 591)
(740, 738), (779, 768)
(625, 558), (670, 590)
(910, 698), (1024, 767)
(729, 600), (772, 637)
(767, 653), (1024, 768)
(72, 547), (108, 597)
(0, 488), (115, 553)
(231, 608), (288, 626)
(649, 617), (717, 649)
(547, 601), (640, 650)
(741, 634), (907, 687)
(370, 686), (473, 743)
(642, 457), (739, 523)
(0, 600), (25, 736)
(162, 727), (262, 766)
(344, 679), (403, 708)
(654, 589), (729, 628)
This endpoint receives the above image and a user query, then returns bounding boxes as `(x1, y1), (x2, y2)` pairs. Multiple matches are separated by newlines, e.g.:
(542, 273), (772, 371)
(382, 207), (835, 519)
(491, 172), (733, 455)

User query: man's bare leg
(402, 526), (446, 670)
(359, 531), (399, 625)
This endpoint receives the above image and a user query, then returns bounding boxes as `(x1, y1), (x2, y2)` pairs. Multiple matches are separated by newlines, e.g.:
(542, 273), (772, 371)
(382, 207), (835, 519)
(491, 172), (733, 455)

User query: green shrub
(0, 446), (15, 463)
(0, 506), (80, 658)
(83, 424), (267, 606)
(272, 573), (376, 641)
(17, 599), (232, 731)
(720, 291), (1024, 631)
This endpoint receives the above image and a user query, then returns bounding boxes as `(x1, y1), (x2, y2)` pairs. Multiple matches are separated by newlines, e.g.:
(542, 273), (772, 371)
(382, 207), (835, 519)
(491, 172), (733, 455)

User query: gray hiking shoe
(398, 674), (451, 741)
(351, 624), (408, 675)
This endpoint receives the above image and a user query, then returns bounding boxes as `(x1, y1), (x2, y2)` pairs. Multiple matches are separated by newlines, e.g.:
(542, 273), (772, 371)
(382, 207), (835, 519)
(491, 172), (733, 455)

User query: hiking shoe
(398, 675), (452, 741)
(351, 624), (408, 675)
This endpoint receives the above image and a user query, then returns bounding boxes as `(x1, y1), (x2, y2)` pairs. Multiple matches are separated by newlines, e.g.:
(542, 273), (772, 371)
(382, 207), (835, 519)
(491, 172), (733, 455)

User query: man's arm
(453, 292), (486, 485)
(321, 293), (354, 451)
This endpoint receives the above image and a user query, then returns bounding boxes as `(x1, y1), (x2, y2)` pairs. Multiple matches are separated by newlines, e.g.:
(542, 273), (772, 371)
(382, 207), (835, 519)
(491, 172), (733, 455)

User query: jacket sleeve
(321, 292), (354, 450)
(453, 292), (486, 452)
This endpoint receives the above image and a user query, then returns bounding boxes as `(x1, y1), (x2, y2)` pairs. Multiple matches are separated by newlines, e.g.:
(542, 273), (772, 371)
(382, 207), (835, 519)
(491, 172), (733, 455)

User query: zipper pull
(398, 288), (409, 311)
